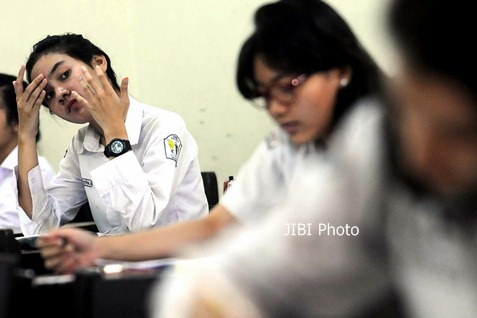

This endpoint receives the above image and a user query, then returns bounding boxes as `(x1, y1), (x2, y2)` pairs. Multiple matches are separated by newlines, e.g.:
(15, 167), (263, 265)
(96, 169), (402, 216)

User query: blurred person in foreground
(36, 0), (384, 274)
(0, 73), (55, 234)
(151, 0), (477, 317)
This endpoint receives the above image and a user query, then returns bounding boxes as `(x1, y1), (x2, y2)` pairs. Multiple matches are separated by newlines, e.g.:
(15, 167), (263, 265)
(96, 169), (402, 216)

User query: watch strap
(104, 138), (132, 157)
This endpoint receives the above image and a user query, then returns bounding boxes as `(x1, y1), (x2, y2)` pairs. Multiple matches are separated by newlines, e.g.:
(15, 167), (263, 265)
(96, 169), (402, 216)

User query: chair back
(201, 171), (219, 211)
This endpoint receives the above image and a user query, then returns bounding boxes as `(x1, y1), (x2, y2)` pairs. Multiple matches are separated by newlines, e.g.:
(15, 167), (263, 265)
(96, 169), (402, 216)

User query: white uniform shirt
(151, 99), (390, 318)
(0, 146), (55, 234)
(220, 128), (324, 225)
(16, 97), (208, 235)
(153, 99), (477, 318)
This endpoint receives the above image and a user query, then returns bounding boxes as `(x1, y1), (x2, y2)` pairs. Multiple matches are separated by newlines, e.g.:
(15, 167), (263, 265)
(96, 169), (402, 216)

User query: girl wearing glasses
(37, 0), (383, 274)
(14, 33), (209, 236)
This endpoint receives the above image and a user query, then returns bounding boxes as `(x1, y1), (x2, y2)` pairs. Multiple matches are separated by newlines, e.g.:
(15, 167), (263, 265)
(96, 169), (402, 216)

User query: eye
(45, 91), (54, 101)
(60, 70), (71, 80)
(252, 87), (268, 99)
(276, 82), (295, 94)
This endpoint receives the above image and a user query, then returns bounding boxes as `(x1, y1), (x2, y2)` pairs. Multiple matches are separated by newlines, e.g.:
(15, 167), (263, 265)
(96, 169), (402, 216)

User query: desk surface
(3, 227), (175, 318)
(7, 260), (169, 318)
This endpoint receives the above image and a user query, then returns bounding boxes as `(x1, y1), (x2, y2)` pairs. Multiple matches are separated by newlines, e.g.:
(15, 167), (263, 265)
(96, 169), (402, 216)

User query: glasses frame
(250, 73), (309, 110)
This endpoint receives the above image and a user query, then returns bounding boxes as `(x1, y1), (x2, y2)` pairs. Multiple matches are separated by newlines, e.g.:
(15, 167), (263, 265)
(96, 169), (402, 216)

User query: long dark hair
(25, 33), (120, 107)
(237, 0), (384, 132)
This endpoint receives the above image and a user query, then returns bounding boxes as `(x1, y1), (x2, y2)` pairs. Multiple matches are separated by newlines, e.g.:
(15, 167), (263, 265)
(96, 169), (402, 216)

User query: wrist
(17, 133), (38, 146)
(104, 138), (131, 158)
(103, 125), (128, 145)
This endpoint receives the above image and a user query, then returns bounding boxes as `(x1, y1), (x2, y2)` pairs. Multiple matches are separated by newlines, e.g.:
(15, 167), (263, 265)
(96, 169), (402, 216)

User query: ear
(337, 66), (353, 88)
(339, 66), (353, 83)
(12, 122), (19, 133)
(92, 55), (108, 72)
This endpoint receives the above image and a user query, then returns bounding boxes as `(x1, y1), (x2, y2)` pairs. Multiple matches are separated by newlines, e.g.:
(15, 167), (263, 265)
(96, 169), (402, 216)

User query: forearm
(99, 205), (235, 261)
(17, 135), (40, 219)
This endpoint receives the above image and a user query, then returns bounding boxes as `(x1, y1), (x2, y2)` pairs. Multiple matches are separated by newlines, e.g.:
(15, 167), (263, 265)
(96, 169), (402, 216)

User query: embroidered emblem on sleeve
(164, 134), (182, 167)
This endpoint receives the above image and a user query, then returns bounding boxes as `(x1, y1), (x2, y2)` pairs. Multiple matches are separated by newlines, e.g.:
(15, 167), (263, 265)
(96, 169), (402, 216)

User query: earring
(340, 78), (349, 87)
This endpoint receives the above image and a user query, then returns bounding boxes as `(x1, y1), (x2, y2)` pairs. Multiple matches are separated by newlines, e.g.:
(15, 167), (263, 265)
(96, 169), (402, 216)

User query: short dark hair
(389, 0), (477, 98)
(25, 33), (120, 107)
(237, 0), (384, 130)
(0, 73), (40, 142)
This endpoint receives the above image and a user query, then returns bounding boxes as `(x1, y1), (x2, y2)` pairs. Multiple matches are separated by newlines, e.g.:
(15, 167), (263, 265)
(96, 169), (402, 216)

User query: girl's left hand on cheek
(74, 65), (129, 134)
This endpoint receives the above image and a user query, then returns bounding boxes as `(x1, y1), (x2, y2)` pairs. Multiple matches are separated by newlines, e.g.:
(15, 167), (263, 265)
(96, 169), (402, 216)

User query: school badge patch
(164, 134), (182, 167)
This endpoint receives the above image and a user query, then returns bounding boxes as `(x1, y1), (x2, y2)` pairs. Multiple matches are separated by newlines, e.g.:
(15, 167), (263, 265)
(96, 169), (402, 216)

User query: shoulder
(243, 128), (292, 163)
(263, 127), (293, 151)
(244, 128), (303, 168)
(327, 97), (385, 161)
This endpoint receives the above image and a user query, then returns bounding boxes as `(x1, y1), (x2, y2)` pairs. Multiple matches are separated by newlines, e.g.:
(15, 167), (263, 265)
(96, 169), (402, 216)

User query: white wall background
(0, 0), (396, 195)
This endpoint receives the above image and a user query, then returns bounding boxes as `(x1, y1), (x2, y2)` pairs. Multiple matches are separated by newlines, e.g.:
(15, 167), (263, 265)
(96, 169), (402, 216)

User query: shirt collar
(1, 146), (18, 171)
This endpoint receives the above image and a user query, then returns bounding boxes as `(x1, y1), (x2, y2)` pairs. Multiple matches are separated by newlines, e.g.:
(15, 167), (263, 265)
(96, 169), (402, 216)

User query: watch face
(111, 140), (125, 154)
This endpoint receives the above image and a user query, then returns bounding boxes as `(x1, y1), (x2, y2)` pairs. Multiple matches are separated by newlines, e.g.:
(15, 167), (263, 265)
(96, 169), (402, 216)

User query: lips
(66, 99), (77, 113)
(280, 122), (299, 134)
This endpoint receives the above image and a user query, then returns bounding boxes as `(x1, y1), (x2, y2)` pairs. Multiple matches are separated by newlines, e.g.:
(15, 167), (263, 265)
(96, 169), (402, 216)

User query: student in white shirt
(14, 33), (208, 236)
(36, 0), (384, 274)
(0, 73), (55, 234)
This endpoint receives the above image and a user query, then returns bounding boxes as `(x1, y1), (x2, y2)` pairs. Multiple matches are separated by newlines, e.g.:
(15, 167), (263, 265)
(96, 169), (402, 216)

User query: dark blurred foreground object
(0, 229), (22, 318)
(1, 217), (166, 318)
(0, 254), (18, 318)
(2, 255), (170, 318)
(0, 229), (21, 255)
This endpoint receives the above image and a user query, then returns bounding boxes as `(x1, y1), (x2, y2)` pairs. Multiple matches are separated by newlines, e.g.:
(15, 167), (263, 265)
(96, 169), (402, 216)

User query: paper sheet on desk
(94, 258), (183, 272)
(94, 257), (218, 274)
(32, 273), (75, 286)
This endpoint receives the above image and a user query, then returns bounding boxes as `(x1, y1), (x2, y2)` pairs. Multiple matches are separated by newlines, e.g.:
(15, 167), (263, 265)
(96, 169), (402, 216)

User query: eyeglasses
(250, 74), (308, 110)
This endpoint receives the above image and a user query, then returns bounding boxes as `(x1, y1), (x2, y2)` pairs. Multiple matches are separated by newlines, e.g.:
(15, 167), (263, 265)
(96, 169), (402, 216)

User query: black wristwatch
(104, 138), (132, 157)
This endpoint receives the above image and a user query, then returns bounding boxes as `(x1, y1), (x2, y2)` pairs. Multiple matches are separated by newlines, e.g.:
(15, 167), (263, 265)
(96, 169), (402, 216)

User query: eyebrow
(48, 61), (65, 78)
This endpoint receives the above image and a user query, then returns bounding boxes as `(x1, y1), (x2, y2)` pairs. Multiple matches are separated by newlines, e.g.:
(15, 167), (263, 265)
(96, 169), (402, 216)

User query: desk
(1, 228), (171, 318)
(6, 261), (168, 318)
(0, 254), (17, 318)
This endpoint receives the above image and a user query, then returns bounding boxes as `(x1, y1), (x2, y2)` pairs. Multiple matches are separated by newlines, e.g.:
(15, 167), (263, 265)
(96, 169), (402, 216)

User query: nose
(56, 87), (70, 105)
(267, 98), (289, 116)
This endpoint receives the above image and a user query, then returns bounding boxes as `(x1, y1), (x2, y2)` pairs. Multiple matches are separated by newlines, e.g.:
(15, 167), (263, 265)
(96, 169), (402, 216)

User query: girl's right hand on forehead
(13, 65), (47, 140)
